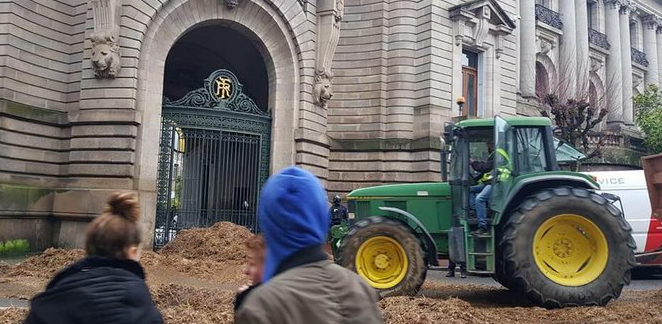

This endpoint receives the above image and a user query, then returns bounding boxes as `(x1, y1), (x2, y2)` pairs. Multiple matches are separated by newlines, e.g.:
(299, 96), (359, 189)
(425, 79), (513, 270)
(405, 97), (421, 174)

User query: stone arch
(133, 0), (302, 239)
(536, 54), (558, 97)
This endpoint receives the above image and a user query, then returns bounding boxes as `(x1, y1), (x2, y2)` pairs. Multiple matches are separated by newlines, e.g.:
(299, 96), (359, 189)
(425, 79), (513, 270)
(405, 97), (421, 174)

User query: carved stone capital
(604, 0), (625, 10)
(89, 0), (122, 79)
(313, 69), (334, 108)
(620, 2), (635, 15)
(643, 15), (661, 30)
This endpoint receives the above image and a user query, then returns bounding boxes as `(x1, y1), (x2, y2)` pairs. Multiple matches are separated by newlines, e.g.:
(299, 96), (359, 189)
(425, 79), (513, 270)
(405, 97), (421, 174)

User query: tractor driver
(470, 141), (494, 237)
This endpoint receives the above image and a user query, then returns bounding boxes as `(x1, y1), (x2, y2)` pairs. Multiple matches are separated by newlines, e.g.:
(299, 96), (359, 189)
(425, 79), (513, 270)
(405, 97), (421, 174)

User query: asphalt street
(427, 266), (662, 291)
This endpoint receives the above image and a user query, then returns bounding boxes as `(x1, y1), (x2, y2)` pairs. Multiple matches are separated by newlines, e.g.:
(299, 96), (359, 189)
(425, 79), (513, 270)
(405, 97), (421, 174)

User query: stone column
(559, 0), (577, 99)
(620, 3), (634, 125)
(643, 16), (660, 87)
(576, 0), (590, 95)
(519, 0), (536, 98)
(605, 0), (623, 126)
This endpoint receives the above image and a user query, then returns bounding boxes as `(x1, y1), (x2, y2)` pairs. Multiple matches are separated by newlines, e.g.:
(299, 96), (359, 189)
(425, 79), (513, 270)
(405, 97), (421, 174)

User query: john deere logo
(214, 76), (233, 99)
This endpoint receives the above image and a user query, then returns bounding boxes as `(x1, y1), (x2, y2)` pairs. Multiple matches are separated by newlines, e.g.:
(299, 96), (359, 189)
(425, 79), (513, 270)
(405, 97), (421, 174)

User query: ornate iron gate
(154, 69), (271, 249)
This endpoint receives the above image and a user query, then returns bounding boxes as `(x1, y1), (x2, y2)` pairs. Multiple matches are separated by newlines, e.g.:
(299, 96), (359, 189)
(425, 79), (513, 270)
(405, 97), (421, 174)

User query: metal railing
(631, 48), (649, 67)
(535, 4), (563, 30)
(588, 28), (611, 50)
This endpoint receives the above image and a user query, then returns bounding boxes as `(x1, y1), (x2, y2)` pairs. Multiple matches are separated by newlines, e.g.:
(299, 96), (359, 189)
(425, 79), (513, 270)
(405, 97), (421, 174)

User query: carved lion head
(90, 32), (121, 78)
(313, 69), (334, 107)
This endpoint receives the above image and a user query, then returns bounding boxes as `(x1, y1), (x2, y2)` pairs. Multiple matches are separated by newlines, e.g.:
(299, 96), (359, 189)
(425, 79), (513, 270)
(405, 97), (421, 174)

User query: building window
(587, 1), (598, 30)
(630, 20), (639, 49)
(462, 51), (479, 117)
(535, 0), (549, 7)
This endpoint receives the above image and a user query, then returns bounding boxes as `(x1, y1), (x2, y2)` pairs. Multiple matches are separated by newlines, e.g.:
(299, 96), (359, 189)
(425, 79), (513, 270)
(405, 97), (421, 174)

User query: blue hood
(258, 166), (329, 282)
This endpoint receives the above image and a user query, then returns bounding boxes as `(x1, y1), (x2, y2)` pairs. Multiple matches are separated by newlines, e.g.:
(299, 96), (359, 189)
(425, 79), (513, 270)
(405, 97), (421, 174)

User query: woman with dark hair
(25, 192), (163, 324)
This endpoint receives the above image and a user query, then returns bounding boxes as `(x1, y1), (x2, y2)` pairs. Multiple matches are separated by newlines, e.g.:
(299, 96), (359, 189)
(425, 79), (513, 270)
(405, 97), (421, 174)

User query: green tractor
(332, 116), (636, 308)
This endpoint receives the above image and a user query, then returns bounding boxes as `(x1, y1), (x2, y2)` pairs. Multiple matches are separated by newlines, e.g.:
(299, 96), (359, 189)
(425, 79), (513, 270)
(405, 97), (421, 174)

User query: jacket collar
(273, 244), (327, 277)
(47, 255), (146, 289)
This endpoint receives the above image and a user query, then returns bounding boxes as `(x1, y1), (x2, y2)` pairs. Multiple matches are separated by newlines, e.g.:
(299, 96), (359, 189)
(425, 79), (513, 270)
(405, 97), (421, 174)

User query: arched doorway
(154, 25), (271, 248)
(535, 62), (550, 99)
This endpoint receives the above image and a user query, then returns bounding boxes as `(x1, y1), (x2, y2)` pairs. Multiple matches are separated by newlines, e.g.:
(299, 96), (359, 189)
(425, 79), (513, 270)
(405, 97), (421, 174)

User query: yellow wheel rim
(533, 214), (609, 286)
(355, 236), (408, 289)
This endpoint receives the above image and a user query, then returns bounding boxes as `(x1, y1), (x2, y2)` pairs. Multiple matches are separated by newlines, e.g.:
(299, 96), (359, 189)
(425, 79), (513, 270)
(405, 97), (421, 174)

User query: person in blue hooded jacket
(234, 166), (383, 324)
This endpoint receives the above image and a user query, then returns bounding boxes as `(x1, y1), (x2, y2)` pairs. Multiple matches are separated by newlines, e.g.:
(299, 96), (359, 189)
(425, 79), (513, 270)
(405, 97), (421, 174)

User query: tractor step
(468, 252), (493, 256)
(467, 270), (494, 276)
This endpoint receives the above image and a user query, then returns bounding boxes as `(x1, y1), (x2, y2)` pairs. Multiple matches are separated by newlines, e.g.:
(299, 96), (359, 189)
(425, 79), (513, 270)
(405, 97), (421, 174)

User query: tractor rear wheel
(500, 187), (636, 308)
(338, 216), (427, 297)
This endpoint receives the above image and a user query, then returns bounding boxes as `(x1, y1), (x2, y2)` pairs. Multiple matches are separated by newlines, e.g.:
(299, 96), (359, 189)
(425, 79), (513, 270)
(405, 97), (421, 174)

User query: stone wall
(327, 0), (518, 195)
(0, 0), (86, 111)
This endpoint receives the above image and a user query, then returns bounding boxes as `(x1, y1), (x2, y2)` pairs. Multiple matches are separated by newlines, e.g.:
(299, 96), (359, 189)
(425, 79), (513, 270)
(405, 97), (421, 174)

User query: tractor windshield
(514, 127), (547, 174)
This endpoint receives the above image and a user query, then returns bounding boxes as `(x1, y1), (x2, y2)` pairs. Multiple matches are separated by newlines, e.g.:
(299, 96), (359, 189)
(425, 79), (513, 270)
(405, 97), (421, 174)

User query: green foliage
(634, 85), (662, 154)
(0, 239), (29, 256)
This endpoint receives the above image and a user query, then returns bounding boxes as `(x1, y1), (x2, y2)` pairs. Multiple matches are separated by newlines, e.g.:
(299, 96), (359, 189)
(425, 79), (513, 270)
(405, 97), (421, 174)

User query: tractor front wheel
(500, 187), (636, 308)
(338, 216), (427, 297)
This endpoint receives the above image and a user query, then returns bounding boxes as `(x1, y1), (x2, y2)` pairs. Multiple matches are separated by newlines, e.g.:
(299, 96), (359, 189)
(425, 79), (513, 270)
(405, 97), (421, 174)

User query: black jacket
(329, 204), (348, 225)
(25, 256), (163, 324)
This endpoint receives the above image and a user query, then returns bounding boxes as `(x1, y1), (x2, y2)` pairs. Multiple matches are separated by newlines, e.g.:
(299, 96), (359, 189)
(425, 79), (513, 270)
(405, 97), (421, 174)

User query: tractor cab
(445, 116), (572, 272)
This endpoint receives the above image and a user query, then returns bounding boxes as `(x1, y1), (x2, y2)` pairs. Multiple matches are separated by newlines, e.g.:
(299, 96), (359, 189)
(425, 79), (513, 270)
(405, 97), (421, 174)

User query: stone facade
(1, 0), (659, 249)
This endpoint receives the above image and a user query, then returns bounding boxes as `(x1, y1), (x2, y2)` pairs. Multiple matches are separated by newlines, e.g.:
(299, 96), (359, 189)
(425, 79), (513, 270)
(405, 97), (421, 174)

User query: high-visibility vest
(495, 148), (512, 181)
(477, 149), (512, 184)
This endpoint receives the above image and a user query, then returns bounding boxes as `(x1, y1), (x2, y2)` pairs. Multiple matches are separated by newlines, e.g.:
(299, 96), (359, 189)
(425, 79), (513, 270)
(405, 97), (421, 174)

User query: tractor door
(449, 129), (471, 225)
(490, 116), (515, 214)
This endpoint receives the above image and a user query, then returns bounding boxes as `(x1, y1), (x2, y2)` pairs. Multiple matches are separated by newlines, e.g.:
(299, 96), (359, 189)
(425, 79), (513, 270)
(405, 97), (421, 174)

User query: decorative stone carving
(449, 0), (515, 49)
(314, 0), (344, 108)
(588, 28), (611, 50)
(313, 69), (334, 108)
(536, 36), (555, 55)
(590, 56), (604, 72)
(642, 15), (661, 30)
(633, 74), (644, 88)
(534, 4), (563, 30)
(90, 32), (121, 78)
(620, 2), (634, 16)
(89, 0), (121, 79)
(451, 8), (472, 46)
(471, 6), (491, 47)
(225, 0), (239, 9)
(631, 47), (650, 67)
(335, 0), (344, 22)
(604, 0), (627, 10)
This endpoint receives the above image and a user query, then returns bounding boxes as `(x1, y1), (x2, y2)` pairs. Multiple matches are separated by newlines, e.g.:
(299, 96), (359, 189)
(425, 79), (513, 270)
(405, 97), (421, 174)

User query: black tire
(500, 187), (636, 308)
(338, 216), (427, 298)
(494, 247), (521, 291)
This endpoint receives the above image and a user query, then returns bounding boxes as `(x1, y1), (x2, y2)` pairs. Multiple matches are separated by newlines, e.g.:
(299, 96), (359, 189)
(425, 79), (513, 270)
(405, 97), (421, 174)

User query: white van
(582, 170), (662, 267)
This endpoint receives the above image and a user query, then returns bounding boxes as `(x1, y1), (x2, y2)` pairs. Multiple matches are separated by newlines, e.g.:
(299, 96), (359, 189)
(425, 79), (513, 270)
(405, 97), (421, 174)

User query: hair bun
(106, 192), (140, 222)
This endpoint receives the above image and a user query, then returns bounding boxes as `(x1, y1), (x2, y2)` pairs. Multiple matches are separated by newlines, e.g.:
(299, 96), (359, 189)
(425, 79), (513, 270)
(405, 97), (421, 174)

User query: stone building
(0, 0), (659, 249)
